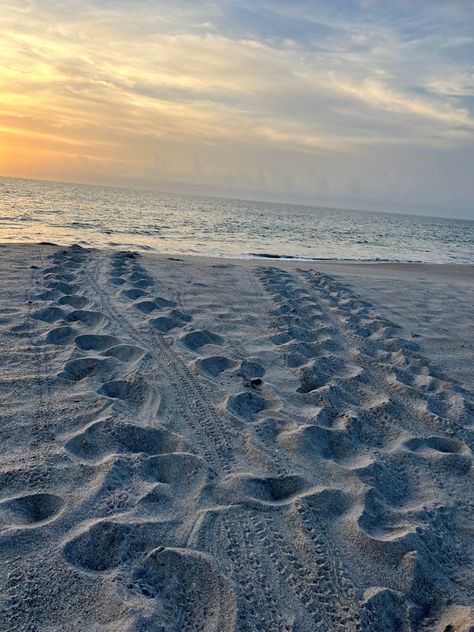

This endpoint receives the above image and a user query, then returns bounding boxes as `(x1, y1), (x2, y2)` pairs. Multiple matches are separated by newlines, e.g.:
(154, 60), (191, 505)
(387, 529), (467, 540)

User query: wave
(247, 252), (431, 264)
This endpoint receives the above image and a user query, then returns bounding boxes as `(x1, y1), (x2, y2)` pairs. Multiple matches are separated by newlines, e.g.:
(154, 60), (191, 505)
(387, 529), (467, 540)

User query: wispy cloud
(331, 75), (473, 130)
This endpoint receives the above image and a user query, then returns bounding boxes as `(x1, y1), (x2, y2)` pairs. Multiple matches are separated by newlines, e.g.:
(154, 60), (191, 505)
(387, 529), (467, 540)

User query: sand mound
(66, 419), (182, 461)
(64, 520), (131, 571)
(196, 355), (237, 376)
(180, 329), (224, 350)
(0, 493), (64, 528)
(227, 391), (268, 419)
(75, 333), (120, 351)
(239, 359), (265, 379)
(57, 294), (89, 309)
(219, 473), (306, 505)
(32, 306), (65, 323)
(121, 288), (148, 300)
(103, 344), (145, 362)
(149, 310), (191, 333)
(132, 547), (236, 631)
(65, 309), (107, 328)
(45, 325), (77, 344)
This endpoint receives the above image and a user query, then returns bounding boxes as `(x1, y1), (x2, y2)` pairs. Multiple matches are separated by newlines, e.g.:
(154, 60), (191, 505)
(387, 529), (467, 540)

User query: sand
(0, 243), (472, 631)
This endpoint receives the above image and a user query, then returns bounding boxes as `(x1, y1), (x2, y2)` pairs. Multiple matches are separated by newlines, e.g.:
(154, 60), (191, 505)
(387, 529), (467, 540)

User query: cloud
(331, 76), (474, 130)
(0, 0), (473, 215)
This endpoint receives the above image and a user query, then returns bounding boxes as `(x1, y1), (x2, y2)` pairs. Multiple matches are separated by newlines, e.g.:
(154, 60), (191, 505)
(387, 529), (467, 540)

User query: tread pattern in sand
(257, 266), (473, 630)
(0, 248), (472, 632)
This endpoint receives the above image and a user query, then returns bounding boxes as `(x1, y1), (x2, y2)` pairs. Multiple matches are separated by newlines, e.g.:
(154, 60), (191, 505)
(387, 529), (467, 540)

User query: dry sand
(0, 243), (472, 631)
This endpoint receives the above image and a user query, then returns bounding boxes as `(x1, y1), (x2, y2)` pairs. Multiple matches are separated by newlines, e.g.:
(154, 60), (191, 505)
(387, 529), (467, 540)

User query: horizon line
(1, 172), (472, 223)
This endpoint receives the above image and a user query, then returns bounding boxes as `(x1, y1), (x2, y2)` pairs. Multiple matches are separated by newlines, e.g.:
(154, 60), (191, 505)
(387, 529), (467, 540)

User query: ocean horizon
(1, 175), (473, 264)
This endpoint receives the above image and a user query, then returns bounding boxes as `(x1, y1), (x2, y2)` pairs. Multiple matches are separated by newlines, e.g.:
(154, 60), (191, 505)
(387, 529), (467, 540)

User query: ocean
(0, 176), (472, 264)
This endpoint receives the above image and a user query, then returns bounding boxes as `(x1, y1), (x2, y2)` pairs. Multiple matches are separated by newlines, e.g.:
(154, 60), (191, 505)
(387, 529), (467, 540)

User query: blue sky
(1, 0), (473, 216)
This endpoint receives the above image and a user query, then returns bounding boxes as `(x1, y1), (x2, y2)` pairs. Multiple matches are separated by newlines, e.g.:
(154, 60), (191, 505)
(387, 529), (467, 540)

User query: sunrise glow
(1, 1), (473, 213)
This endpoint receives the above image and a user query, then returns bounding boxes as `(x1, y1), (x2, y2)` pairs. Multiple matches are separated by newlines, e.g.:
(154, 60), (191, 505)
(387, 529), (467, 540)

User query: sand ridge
(0, 244), (472, 631)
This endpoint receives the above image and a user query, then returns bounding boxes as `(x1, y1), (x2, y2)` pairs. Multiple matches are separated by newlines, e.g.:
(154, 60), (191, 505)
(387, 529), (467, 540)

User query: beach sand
(0, 243), (472, 631)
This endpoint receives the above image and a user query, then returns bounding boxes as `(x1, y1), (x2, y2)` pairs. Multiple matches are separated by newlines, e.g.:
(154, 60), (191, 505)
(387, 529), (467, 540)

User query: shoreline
(1, 241), (473, 280)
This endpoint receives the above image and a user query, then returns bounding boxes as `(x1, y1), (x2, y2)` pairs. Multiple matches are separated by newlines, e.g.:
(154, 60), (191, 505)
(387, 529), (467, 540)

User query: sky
(0, 1), (473, 217)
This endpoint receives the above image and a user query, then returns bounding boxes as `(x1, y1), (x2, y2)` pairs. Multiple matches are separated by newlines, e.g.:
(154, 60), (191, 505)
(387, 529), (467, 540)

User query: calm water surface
(0, 176), (472, 263)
